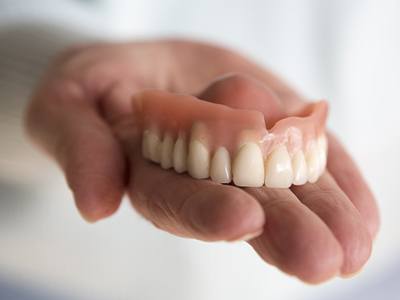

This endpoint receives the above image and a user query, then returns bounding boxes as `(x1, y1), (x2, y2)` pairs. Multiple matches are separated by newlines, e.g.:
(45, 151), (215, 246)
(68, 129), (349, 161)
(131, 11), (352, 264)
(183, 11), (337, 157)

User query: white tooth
(306, 141), (320, 183)
(292, 151), (308, 185)
(142, 130), (151, 159)
(210, 147), (231, 183)
(318, 134), (328, 153)
(187, 140), (210, 179)
(173, 135), (187, 173)
(147, 130), (161, 163)
(160, 133), (174, 169)
(317, 135), (328, 175)
(232, 143), (264, 187)
(264, 145), (293, 188)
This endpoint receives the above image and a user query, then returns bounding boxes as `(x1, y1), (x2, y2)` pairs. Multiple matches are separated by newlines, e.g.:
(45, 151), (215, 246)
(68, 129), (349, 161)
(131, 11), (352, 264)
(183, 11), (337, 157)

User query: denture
(133, 90), (328, 188)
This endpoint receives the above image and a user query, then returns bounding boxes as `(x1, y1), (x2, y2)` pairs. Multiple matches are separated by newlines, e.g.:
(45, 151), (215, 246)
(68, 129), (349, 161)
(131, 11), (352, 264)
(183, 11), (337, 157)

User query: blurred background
(0, 0), (399, 299)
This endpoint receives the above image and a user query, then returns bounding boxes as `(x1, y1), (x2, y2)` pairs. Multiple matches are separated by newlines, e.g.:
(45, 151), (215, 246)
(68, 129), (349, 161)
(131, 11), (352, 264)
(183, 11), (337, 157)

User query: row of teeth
(142, 129), (327, 188)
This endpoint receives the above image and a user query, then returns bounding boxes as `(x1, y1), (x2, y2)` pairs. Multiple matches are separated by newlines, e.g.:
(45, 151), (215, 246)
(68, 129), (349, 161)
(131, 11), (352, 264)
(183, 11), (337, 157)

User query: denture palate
(134, 90), (328, 188)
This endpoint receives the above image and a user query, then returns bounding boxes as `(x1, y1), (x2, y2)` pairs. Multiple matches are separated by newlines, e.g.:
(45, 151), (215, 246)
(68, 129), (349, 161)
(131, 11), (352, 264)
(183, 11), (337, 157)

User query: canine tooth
(232, 143), (264, 187)
(187, 140), (210, 179)
(142, 130), (151, 159)
(146, 130), (161, 163)
(161, 133), (174, 169)
(173, 135), (187, 173)
(265, 145), (293, 188)
(292, 151), (308, 185)
(306, 141), (320, 183)
(210, 147), (231, 183)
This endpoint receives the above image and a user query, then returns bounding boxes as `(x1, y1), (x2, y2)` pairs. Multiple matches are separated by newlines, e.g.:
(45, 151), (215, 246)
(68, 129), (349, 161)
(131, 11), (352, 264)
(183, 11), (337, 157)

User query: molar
(210, 147), (232, 183)
(232, 142), (264, 187)
(292, 150), (308, 185)
(264, 145), (293, 188)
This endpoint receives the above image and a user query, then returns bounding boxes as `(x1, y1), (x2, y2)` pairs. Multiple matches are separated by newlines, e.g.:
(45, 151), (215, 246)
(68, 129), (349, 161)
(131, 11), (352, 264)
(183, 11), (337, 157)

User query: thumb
(25, 79), (126, 222)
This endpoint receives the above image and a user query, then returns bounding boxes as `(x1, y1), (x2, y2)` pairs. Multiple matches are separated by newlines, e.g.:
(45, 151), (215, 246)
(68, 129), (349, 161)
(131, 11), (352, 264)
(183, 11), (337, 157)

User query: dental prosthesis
(134, 90), (328, 188)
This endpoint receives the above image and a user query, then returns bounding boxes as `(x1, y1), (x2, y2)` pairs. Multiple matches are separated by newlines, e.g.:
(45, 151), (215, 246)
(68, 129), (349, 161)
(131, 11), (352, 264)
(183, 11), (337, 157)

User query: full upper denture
(133, 89), (328, 188)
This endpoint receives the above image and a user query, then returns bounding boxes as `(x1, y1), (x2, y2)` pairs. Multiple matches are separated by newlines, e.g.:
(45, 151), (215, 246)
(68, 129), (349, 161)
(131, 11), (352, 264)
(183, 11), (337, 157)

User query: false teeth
(136, 90), (329, 187)
(232, 143), (265, 187)
(292, 151), (308, 185)
(142, 129), (161, 163)
(173, 134), (187, 173)
(264, 146), (293, 188)
(160, 133), (174, 169)
(317, 135), (328, 176)
(210, 147), (232, 183)
(187, 140), (210, 179)
(306, 141), (320, 183)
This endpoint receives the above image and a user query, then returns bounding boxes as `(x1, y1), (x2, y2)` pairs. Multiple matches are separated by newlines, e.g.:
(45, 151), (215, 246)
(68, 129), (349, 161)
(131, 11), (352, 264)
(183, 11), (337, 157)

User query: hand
(25, 40), (379, 283)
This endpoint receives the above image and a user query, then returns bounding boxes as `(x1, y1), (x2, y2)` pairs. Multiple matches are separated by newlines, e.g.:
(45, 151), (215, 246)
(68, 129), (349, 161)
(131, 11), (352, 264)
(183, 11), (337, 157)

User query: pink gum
(132, 90), (328, 157)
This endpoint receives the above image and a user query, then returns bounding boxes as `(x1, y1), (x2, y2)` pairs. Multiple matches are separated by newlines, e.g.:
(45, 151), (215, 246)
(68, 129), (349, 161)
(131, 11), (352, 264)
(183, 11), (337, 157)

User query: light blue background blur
(0, 0), (399, 299)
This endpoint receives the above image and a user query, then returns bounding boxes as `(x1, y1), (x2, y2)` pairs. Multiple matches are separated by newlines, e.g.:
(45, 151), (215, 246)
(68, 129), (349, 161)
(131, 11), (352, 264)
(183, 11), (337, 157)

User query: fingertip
(283, 233), (343, 284)
(339, 224), (372, 276)
(73, 185), (124, 223)
(250, 196), (344, 284)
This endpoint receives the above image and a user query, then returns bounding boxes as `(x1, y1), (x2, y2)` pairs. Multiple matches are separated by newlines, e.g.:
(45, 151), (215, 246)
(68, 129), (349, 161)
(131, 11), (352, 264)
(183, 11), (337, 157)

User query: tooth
(173, 134), (187, 173)
(160, 133), (174, 169)
(142, 130), (151, 159)
(318, 134), (328, 152)
(210, 147), (231, 183)
(232, 143), (264, 187)
(317, 135), (328, 175)
(306, 141), (320, 183)
(292, 151), (308, 185)
(187, 140), (210, 179)
(265, 145), (293, 188)
(143, 130), (161, 162)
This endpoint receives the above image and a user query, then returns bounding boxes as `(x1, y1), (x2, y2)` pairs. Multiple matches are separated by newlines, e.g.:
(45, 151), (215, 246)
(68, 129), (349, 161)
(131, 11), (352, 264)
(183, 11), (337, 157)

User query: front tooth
(306, 141), (320, 183)
(317, 135), (328, 175)
(161, 133), (174, 169)
(232, 143), (264, 187)
(145, 129), (161, 163)
(173, 134), (187, 173)
(264, 145), (293, 188)
(210, 147), (231, 183)
(292, 151), (308, 185)
(187, 140), (210, 179)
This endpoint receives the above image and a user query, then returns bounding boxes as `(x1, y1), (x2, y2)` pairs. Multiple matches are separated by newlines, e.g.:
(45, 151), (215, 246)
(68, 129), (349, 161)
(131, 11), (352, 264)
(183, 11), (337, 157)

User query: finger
(326, 133), (380, 239)
(25, 79), (126, 222)
(291, 173), (372, 276)
(246, 187), (343, 284)
(127, 151), (265, 241)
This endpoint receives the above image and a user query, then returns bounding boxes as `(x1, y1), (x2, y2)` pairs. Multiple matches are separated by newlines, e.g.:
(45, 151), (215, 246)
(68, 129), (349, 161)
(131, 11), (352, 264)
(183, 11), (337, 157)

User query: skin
(25, 40), (380, 283)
